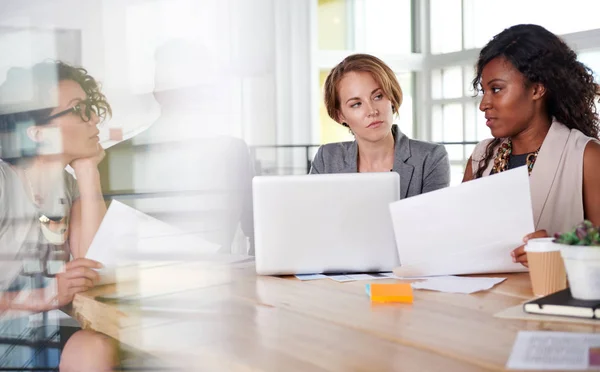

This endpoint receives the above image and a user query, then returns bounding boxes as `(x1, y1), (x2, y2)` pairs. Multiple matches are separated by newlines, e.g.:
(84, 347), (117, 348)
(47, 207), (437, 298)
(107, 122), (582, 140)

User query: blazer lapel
(392, 127), (414, 198)
(341, 141), (358, 173)
(529, 120), (571, 229)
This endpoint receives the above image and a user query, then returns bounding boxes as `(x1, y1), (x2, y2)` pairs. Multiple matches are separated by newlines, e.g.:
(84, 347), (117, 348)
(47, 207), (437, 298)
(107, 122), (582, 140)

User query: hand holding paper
(85, 200), (222, 284)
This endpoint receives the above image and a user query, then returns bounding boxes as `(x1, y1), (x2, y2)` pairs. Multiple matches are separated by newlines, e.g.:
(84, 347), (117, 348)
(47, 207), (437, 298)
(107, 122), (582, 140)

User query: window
(431, 0), (600, 53)
(359, 0), (412, 54)
(430, 0), (462, 54)
(318, 0), (351, 50)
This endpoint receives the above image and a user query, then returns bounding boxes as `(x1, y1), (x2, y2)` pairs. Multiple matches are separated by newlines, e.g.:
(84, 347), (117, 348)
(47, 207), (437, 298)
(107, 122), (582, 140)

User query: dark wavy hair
(472, 24), (600, 178)
(0, 60), (111, 164)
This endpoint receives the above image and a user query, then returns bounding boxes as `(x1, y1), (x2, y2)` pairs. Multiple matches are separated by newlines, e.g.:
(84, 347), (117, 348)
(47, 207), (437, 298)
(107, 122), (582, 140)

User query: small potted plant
(554, 220), (600, 300)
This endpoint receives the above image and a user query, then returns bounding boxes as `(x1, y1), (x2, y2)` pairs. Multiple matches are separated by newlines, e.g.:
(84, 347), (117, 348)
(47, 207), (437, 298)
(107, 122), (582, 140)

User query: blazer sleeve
(422, 144), (450, 193)
(309, 146), (325, 174)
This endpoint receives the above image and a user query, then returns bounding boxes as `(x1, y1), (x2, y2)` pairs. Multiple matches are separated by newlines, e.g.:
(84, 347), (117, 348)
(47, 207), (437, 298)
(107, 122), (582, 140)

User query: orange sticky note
(369, 283), (413, 303)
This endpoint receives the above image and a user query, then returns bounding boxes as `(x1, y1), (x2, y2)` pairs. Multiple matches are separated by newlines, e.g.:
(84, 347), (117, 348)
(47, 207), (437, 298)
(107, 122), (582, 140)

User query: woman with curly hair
(0, 61), (116, 370)
(463, 24), (600, 267)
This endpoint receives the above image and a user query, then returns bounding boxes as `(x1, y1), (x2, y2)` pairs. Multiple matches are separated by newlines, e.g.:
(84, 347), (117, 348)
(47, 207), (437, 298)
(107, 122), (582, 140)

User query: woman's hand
(44, 258), (103, 310)
(70, 144), (105, 173)
(511, 230), (549, 267)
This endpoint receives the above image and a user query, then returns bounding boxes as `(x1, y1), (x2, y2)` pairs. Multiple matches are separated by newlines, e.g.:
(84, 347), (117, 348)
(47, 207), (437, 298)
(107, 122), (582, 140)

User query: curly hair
(0, 60), (111, 163)
(472, 24), (600, 178)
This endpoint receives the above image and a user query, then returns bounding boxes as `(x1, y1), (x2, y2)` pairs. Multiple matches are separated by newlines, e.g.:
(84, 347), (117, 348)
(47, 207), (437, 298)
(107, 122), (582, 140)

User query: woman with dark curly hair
(463, 24), (600, 267)
(0, 61), (116, 370)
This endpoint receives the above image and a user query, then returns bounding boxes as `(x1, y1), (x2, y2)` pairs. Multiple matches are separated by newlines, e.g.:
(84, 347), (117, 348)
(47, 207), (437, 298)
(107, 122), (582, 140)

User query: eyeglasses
(41, 99), (99, 124)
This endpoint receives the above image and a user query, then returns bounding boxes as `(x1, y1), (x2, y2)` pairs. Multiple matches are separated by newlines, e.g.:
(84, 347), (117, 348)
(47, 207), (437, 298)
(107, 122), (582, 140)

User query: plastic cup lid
(524, 237), (560, 252)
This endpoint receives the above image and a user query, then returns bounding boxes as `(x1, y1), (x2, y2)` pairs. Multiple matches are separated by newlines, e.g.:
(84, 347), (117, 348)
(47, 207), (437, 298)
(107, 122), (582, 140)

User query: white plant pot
(558, 243), (600, 300)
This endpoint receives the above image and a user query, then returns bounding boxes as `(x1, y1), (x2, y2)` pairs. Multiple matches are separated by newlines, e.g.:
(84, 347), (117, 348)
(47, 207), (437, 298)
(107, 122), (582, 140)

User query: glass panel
(431, 69), (442, 100)
(319, 69), (354, 144)
(431, 105), (443, 142)
(463, 65), (476, 96)
(579, 50), (600, 79)
(442, 66), (462, 99)
(464, 102), (477, 142)
(465, 144), (476, 160)
(463, 0), (600, 50)
(578, 50), (600, 116)
(395, 72), (414, 139)
(318, 0), (351, 50)
(445, 144), (464, 161)
(362, 0), (412, 53)
(450, 164), (465, 186)
(476, 105), (491, 141)
(442, 103), (463, 142)
(430, 0), (462, 54)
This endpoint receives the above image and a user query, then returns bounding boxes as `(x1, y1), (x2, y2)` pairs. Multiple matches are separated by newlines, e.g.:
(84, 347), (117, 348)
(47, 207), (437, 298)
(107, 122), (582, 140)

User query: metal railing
(249, 141), (479, 175)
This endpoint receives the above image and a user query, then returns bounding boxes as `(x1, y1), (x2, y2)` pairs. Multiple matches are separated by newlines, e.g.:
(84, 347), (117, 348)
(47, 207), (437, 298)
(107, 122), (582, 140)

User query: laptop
(253, 172), (400, 275)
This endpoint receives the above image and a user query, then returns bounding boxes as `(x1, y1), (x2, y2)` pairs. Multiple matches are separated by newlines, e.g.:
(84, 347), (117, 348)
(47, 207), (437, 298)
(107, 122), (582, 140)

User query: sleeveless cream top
(471, 120), (599, 236)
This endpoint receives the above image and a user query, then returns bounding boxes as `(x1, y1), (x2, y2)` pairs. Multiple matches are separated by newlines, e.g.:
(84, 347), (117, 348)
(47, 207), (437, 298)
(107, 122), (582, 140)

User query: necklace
(491, 139), (540, 176)
(21, 168), (69, 245)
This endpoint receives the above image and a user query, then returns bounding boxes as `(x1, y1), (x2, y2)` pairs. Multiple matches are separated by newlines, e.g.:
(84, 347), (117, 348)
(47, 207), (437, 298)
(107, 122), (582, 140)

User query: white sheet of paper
(325, 275), (357, 283)
(506, 331), (600, 370)
(389, 167), (534, 276)
(86, 200), (221, 270)
(295, 274), (328, 281)
(410, 276), (506, 294)
(294, 272), (435, 282)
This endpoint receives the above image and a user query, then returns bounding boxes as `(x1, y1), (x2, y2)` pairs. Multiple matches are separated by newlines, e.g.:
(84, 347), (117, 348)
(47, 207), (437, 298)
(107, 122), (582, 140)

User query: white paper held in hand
(389, 167), (534, 276)
(86, 200), (221, 269)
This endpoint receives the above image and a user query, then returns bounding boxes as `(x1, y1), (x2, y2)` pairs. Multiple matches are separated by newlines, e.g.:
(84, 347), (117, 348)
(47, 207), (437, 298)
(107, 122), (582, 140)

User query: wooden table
(68, 260), (600, 371)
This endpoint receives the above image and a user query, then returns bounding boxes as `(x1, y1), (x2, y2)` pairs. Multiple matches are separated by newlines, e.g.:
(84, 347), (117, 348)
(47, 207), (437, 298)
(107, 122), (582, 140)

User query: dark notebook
(523, 289), (600, 319)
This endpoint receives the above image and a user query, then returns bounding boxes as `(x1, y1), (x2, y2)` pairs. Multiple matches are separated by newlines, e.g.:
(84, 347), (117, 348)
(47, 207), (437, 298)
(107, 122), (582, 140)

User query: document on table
(506, 331), (600, 370)
(410, 276), (506, 294)
(86, 200), (223, 282)
(294, 272), (439, 282)
(295, 272), (401, 282)
(390, 167), (534, 277)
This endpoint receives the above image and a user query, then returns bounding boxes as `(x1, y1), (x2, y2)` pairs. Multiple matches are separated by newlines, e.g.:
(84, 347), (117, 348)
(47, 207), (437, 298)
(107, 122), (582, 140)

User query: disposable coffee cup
(525, 237), (567, 297)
